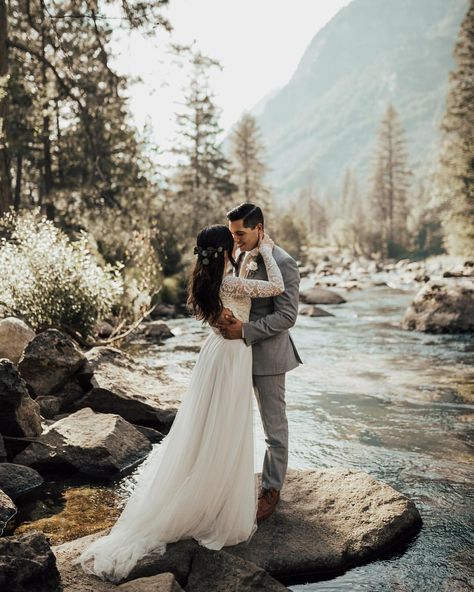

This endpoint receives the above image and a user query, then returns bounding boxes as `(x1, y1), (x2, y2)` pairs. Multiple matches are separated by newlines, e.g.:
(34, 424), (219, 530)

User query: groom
(217, 203), (302, 522)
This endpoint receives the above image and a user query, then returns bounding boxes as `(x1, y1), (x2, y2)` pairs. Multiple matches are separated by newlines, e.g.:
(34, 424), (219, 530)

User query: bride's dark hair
(187, 225), (237, 324)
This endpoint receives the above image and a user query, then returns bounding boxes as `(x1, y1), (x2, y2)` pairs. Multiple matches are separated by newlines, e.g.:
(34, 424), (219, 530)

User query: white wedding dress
(73, 244), (284, 583)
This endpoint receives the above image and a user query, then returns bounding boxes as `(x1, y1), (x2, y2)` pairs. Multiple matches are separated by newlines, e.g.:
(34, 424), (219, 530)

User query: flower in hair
(194, 245), (224, 265)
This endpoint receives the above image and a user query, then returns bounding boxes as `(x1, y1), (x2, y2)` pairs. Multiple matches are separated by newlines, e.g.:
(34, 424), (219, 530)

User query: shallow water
(13, 280), (474, 590)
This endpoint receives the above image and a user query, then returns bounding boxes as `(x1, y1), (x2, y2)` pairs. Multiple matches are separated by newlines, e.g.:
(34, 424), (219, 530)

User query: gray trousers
(252, 373), (288, 491)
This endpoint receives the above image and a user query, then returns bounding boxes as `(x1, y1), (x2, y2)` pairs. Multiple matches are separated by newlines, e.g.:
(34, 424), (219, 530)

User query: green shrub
(0, 208), (124, 337)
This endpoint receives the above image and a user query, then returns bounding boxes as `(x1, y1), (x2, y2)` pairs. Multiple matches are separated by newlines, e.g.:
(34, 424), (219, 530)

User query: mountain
(247, 0), (469, 203)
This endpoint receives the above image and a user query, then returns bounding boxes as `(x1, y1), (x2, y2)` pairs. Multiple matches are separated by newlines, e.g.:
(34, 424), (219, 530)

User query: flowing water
(12, 277), (474, 590)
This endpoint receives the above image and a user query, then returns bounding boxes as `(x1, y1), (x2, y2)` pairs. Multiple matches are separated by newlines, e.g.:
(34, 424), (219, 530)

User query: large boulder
(0, 358), (42, 437)
(0, 463), (44, 500)
(73, 347), (184, 430)
(13, 407), (152, 477)
(18, 329), (87, 397)
(55, 468), (421, 587)
(402, 279), (474, 333)
(0, 488), (16, 535)
(300, 287), (346, 305)
(0, 317), (36, 364)
(0, 530), (62, 592)
(227, 469), (421, 580)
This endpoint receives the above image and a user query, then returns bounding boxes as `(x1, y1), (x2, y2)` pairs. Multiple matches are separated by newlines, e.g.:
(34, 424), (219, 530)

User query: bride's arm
(221, 243), (284, 298)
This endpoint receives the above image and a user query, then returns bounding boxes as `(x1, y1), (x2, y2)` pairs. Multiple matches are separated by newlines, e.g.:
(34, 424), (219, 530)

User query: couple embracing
(75, 202), (303, 583)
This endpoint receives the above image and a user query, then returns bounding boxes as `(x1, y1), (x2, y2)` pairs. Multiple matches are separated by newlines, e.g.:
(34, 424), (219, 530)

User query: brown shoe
(257, 487), (280, 522)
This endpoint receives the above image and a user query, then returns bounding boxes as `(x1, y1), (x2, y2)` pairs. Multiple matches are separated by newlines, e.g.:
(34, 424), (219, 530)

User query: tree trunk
(0, 0), (13, 215)
(14, 152), (21, 210)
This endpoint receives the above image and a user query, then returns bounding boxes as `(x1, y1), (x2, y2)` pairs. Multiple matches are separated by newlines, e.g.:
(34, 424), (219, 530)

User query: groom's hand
(216, 316), (243, 339)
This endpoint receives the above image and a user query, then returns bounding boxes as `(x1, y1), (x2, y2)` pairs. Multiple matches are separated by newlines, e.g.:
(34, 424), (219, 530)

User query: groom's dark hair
(226, 203), (264, 228)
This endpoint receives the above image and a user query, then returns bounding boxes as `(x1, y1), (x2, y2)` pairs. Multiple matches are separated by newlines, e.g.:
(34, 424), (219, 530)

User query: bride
(73, 224), (284, 583)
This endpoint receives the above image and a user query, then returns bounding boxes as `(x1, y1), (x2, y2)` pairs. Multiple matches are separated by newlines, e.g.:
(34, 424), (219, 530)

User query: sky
(111, 0), (353, 153)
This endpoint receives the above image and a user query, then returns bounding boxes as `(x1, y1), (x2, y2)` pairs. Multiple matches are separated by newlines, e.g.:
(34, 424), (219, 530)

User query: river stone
(299, 305), (334, 317)
(140, 321), (174, 341)
(54, 376), (89, 411)
(36, 395), (64, 419)
(0, 463), (44, 500)
(0, 317), (36, 364)
(401, 279), (474, 333)
(118, 573), (184, 591)
(18, 328), (87, 397)
(149, 304), (178, 319)
(74, 347), (184, 430)
(0, 358), (43, 437)
(56, 468), (421, 586)
(185, 548), (289, 591)
(0, 530), (62, 591)
(0, 488), (16, 534)
(300, 287), (346, 305)
(13, 407), (152, 477)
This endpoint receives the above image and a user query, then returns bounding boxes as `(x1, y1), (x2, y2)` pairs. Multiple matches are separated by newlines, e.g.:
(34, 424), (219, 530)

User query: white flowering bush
(0, 208), (124, 337)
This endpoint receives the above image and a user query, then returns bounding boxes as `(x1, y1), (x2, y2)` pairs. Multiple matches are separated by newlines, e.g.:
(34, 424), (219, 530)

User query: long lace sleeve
(221, 245), (284, 298)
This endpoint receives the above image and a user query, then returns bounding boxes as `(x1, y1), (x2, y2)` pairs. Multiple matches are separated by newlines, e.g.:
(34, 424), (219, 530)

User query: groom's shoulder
(273, 244), (298, 268)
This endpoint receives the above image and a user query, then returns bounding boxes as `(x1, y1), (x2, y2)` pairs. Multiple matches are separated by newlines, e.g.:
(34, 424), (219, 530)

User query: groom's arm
(242, 255), (300, 345)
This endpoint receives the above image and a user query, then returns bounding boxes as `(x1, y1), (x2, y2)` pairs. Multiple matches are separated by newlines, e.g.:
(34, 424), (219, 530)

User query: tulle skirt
(73, 330), (258, 583)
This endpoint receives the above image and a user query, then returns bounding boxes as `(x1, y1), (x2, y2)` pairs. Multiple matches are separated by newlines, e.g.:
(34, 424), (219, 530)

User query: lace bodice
(217, 244), (284, 323)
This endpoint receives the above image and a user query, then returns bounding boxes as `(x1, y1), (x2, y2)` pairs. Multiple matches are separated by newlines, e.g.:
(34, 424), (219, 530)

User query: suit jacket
(240, 245), (303, 376)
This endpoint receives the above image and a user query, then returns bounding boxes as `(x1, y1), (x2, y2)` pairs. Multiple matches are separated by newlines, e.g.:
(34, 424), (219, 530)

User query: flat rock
(300, 287), (346, 305)
(299, 305), (334, 317)
(0, 462), (44, 500)
(227, 469), (421, 580)
(55, 468), (421, 587)
(402, 279), (474, 333)
(0, 488), (16, 534)
(74, 347), (184, 430)
(118, 573), (184, 591)
(0, 530), (62, 591)
(18, 328), (87, 397)
(13, 407), (152, 477)
(0, 358), (43, 437)
(0, 317), (36, 364)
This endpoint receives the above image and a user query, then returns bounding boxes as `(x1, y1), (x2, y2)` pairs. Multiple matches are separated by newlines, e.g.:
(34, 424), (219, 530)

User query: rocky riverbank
(298, 249), (474, 333)
(0, 249), (471, 590)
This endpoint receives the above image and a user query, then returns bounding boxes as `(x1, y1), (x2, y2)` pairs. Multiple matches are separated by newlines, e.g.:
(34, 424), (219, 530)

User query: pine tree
(228, 112), (273, 214)
(435, 1), (474, 257)
(368, 104), (412, 258)
(171, 49), (237, 238)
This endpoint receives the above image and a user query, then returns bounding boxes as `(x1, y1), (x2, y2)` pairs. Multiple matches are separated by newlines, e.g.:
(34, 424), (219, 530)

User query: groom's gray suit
(239, 245), (302, 491)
